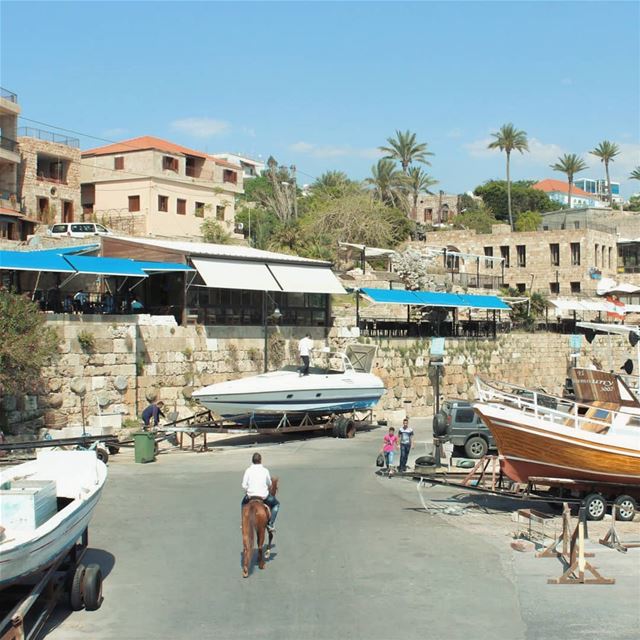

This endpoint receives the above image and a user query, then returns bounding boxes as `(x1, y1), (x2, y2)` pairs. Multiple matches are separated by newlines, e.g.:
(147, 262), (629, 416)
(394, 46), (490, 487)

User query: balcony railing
(0, 135), (18, 153)
(0, 87), (17, 103)
(17, 127), (79, 148)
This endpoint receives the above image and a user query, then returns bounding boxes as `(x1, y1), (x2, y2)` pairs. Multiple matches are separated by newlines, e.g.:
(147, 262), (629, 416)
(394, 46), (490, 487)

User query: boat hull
(476, 406), (640, 486)
(0, 453), (107, 589)
(193, 369), (385, 424)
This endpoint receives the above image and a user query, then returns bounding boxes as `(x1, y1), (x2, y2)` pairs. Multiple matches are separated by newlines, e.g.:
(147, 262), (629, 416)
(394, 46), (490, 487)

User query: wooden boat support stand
(539, 504), (615, 585)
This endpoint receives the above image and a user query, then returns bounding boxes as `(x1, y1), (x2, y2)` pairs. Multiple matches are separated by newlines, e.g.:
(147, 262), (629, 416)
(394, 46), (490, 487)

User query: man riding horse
(241, 452), (280, 532)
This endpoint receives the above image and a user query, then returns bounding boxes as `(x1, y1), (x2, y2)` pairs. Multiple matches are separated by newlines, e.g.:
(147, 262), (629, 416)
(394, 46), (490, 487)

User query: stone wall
(1, 316), (634, 438)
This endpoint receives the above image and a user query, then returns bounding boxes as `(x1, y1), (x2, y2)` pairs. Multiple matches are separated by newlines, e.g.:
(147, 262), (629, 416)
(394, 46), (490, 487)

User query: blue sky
(2, 1), (639, 196)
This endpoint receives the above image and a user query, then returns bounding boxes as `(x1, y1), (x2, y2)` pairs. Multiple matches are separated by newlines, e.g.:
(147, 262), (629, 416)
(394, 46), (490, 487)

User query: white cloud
(288, 141), (382, 159)
(611, 143), (640, 173)
(446, 128), (463, 138)
(170, 117), (230, 138)
(102, 127), (128, 139)
(465, 136), (564, 165)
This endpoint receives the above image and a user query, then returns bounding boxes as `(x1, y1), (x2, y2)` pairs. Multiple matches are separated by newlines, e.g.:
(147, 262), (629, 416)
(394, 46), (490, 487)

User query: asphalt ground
(45, 427), (640, 640)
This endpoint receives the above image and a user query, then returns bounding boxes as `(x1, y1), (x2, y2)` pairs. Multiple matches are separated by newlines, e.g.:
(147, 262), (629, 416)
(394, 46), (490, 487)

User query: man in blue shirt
(141, 401), (164, 430)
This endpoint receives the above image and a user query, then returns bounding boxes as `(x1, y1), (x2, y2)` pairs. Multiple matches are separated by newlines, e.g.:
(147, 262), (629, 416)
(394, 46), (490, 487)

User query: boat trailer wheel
(68, 562), (103, 611)
(583, 492), (607, 521)
(334, 417), (356, 439)
(69, 564), (86, 611)
(614, 494), (637, 522)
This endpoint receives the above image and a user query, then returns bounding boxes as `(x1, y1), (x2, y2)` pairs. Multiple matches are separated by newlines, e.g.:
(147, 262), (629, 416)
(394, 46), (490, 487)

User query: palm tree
(550, 153), (588, 209)
(407, 167), (438, 218)
(590, 140), (620, 205)
(364, 158), (407, 207)
(487, 123), (529, 230)
(379, 130), (433, 173)
(630, 167), (640, 181)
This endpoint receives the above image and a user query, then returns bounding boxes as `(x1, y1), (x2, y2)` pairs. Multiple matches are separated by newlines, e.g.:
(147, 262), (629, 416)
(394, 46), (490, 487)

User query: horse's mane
(270, 476), (279, 496)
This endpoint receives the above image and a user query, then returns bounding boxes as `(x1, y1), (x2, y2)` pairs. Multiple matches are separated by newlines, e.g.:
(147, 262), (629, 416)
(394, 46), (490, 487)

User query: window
(128, 195), (140, 212)
(424, 208), (433, 222)
(162, 156), (179, 172)
(38, 197), (49, 218)
(516, 283), (526, 293)
(62, 200), (74, 223)
(594, 244), (599, 267)
(570, 281), (581, 293)
(223, 169), (237, 184)
(114, 157), (124, 170)
(550, 243), (560, 266)
(500, 245), (510, 268)
(516, 245), (526, 267)
(570, 242), (581, 266)
(195, 202), (205, 218)
(609, 247), (612, 269)
(177, 199), (186, 215)
(484, 247), (494, 269)
(455, 409), (475, 423)
(549, 282), (560, 294)
(574, 221), (580, 229)
(216, 205), (225, 221)
(601, 246), (605, 267)
(158, 195), (169, 212)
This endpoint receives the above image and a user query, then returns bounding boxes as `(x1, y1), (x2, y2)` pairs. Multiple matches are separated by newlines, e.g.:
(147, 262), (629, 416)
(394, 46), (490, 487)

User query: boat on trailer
(473, 373), (640, 489)
(192, 344), (385, 426)
(0, 450), (107, 590)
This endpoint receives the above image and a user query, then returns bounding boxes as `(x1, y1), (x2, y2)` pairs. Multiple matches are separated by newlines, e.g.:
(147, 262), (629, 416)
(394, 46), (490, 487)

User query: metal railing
(0, 87), (17, 102)
(0, 135), (17, 153)
(17, 127), (79, 148)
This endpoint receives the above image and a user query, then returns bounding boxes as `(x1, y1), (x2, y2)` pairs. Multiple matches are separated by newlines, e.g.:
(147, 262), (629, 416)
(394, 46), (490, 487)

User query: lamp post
(263, 292), (282, 373)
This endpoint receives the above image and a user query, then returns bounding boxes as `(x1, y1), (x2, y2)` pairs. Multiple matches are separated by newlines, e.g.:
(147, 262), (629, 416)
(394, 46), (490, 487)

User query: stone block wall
(1, 315), (634, 438)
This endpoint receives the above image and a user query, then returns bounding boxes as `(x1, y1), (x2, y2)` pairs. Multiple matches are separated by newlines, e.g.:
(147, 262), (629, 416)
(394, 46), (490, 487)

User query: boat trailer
(0, 528), (103, 640)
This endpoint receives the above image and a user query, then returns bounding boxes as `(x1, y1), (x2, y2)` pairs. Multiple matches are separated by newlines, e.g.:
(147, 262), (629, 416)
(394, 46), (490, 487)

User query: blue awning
(361, 288), (509, 311)
(0, 250), (76, 273)
(32, 244), (99, 255)
(65, 256), (149, 277)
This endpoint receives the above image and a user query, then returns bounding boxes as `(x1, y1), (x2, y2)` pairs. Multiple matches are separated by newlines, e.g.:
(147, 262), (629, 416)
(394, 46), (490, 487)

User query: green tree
(200, 218), (232, 244)
(379, 130), (433, 173)
(626, 195), (640, 212)
(550, 153), (588, 209)
(407, 167), (438, 218)
(473, 180), (556, 219)
(590, 140), (620, 205)
(487, 123), (529, 230)
(452, 206), (498, 233)
(630, 167), (640, 181)
(364, 158), (407, 207)
(235, 205), (279, 249)
(514, 210), (542, 232)
(0, 290), (59, 396)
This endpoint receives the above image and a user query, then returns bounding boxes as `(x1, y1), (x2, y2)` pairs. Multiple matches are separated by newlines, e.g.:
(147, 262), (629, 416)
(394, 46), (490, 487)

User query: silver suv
(433, 399), (496, 459)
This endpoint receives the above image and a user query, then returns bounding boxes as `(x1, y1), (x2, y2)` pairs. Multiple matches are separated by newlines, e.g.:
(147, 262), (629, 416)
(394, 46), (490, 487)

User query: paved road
(46, 429), (639, 640)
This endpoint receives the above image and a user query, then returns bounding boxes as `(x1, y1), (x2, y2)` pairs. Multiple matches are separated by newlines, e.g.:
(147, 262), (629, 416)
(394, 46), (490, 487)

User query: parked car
(48, 223), (112, 238)
(432, 399), (496, 459)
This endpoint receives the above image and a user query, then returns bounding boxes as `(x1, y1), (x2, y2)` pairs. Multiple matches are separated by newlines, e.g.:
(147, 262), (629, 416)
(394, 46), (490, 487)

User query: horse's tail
(247, 504), (256, 547)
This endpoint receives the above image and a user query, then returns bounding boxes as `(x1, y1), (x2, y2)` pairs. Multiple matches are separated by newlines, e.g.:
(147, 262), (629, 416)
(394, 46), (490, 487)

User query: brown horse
(241, 477), (278, 578)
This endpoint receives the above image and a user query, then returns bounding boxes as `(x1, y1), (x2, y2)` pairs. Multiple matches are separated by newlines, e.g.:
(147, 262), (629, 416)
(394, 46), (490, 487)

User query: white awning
(192, 258), (279, 291)
(269, 264), (346, 294)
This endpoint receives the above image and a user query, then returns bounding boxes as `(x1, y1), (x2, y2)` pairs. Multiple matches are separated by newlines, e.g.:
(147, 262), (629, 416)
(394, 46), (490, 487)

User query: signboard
(571, 368), (621, 405)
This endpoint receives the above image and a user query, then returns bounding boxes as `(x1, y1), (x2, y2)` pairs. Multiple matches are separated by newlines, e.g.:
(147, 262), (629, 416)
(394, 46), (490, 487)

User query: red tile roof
(533, 179), (594, 199)
(212, 157), (242, 170)
(83, 136), (208, 159)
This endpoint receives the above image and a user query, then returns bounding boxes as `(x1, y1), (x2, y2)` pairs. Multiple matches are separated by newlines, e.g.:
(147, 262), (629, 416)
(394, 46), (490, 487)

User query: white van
(48, 222), (113, 238)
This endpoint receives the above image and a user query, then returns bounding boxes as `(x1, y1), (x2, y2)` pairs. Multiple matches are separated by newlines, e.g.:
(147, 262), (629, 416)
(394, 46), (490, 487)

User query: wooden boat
(474, 373), (640, 487)
(0, 450), (107, 589)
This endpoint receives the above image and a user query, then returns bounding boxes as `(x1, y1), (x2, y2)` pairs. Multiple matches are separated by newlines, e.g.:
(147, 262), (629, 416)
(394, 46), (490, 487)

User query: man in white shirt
(241, 452), (280, 532)
(298, 333), (314, 376)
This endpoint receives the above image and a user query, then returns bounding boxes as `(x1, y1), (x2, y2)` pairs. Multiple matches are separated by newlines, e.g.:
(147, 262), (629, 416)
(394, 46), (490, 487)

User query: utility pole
(290, 164), (298, 219)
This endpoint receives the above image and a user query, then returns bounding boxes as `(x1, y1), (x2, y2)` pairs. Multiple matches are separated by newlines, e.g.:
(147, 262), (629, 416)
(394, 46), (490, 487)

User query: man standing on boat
(298, 333), (314, 376)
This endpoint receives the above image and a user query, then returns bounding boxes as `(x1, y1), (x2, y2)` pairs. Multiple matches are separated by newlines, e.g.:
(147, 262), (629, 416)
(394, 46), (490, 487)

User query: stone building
(81, 136), (244, 240)
(0, 87), (38, 241)
(17, 128), (82, 226)
(420, 222), (618, 296)
(412, 192), (461, 225)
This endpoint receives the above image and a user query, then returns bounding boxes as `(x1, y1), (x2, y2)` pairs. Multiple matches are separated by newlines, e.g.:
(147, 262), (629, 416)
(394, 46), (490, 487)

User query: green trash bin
(134, 432), (156, 464)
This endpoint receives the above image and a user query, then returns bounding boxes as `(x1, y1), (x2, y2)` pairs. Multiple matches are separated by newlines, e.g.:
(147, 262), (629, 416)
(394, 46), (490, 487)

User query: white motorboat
(0, 450), (107, 589)
(192, 344), (385, 424)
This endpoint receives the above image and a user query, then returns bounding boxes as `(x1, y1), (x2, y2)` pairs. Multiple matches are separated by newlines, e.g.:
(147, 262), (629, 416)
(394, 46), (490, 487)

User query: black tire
(614, 494), (637, 522)
(583, 492), (607, 521)
(96, 447), (109, 464)
(464, 436), (488, 459)
(432, 413), (447, 437)
(331, 420), (340, 438)
(69, 564), (86, 611)
(335, 417), (349, 439)
(343, 419), (356, 439)
(415, 455), (436, 466)
(107, 445), (120, 455)
(83, 564), (103, 611)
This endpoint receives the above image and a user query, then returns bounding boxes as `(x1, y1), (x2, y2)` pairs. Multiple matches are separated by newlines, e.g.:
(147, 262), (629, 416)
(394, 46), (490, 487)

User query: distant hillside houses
(533, 179), (607, 209)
